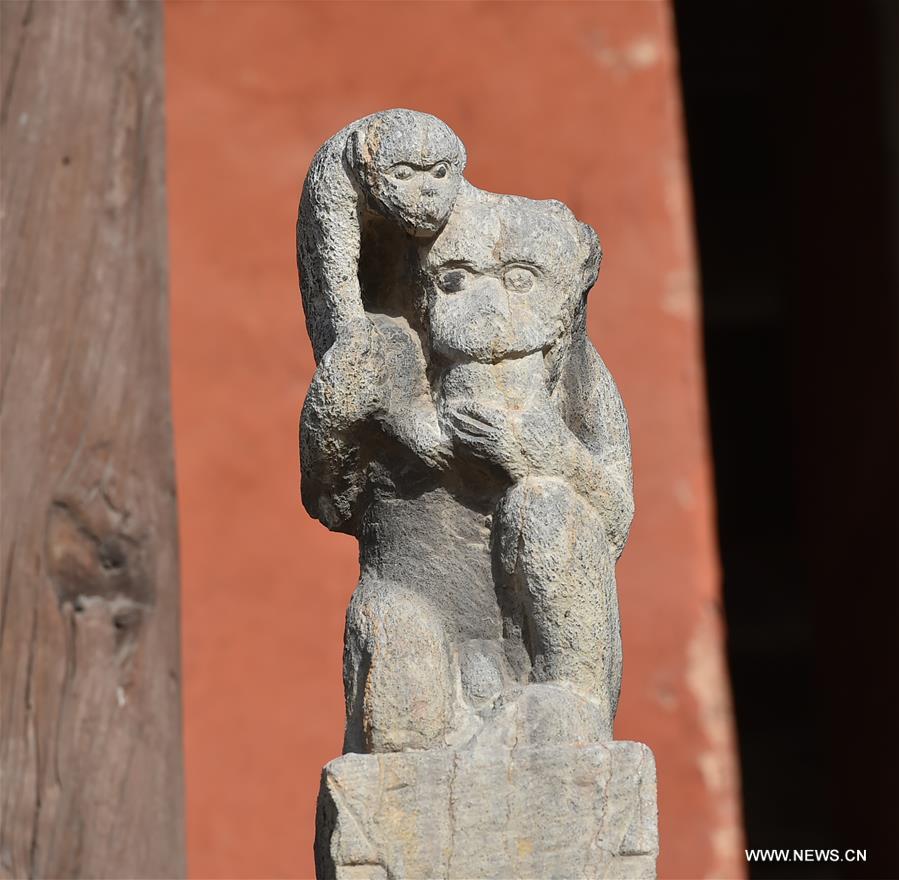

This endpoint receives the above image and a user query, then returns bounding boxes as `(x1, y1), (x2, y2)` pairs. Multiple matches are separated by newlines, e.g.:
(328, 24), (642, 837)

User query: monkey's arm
(551, 336), (635, 557)
(297, 125), (367, 363)
(300, 320), (387, 534)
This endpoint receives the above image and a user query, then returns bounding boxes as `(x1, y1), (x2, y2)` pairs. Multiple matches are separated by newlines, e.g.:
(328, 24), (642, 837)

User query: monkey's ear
(454, 136), (468, 173)
(344, 127), (366, 178)
(579, 222), (602, 294)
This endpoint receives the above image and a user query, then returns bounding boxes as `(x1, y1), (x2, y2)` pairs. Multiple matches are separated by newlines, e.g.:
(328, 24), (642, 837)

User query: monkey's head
(421, 193), (601, 365)
(347, 109), (467, 238)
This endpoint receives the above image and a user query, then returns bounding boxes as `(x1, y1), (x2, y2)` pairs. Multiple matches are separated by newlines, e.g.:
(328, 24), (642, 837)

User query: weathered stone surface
(297, 109), (657, 878)
(316, 741), (658, 880)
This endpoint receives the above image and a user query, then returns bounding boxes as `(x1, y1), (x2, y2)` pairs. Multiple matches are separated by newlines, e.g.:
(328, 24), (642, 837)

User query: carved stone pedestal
(315, 741), (658, 880)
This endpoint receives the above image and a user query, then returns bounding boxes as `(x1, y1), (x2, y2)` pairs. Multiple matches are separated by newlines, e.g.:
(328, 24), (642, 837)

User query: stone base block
(314, 741), (658, 879)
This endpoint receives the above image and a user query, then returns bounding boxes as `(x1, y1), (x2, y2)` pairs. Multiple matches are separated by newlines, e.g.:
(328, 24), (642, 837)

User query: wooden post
(0, 2), (185, 877)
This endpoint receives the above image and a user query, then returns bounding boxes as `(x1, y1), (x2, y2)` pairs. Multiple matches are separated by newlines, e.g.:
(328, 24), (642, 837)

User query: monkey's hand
(446, 401), (528, 481)
(448, 398), (585, 482)
(380, 401), (454, 471)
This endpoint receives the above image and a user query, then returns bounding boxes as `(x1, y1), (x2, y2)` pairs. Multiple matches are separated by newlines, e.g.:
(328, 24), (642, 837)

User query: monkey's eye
(391, 164), (414, 181)
(431, 163), (449, 179)
(502, 265), (536, 293)
(437, 268), (468, 293)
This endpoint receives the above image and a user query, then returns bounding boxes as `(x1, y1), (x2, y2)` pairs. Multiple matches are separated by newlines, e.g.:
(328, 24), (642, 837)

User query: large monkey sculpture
(423, 190), (633, 735)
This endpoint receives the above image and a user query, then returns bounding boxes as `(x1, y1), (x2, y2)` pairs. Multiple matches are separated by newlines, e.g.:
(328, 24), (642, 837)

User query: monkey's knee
(497, 477), (613, 578)
(495, 477), (618, 701)
(343, 580), (452, 753)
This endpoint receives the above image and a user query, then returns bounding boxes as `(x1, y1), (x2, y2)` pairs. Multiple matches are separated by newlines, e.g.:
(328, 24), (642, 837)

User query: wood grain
(0, 2), (185, 876)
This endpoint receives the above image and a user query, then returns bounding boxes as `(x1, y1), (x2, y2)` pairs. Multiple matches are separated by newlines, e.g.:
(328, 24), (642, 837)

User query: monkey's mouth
(411, 223), (442, 237)
(405, 214), (446, 237)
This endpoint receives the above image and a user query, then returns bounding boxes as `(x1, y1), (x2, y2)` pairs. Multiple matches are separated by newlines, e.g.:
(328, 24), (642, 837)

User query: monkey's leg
(495, 477), (622, 724)
(343, 578), (452, 754)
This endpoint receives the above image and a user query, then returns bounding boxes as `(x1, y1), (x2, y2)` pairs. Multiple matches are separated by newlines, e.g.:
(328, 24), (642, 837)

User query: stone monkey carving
(299, 112), (634, 753)
(297, 108), (467, 362)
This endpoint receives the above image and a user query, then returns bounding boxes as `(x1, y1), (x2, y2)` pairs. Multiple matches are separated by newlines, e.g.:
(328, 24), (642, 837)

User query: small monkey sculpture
(297, 108), (467, 362)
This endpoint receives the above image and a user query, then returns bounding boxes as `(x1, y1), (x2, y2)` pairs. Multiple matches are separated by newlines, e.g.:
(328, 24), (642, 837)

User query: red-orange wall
(165, 2), (743, 878)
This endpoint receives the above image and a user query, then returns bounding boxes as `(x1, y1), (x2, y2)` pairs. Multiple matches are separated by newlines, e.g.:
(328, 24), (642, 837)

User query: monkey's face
(423, 195), (592, 363)
(352, 111), (466, 237)
(367, 160), (463, 237)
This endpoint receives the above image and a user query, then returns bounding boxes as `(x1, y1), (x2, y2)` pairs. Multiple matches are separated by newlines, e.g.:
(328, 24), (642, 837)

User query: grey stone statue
(299, 110), (658, 880)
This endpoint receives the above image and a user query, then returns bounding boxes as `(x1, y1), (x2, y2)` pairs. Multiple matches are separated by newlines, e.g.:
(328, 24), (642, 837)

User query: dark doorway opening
(673, 3), (899, 878)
